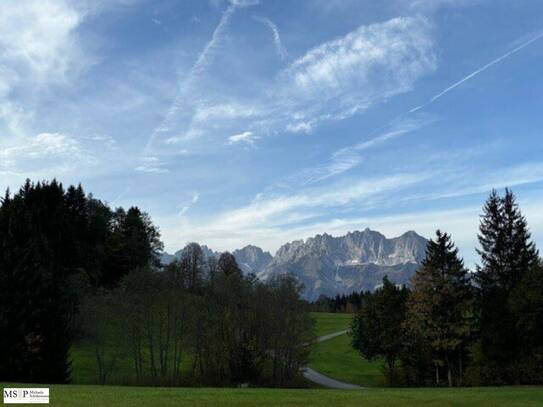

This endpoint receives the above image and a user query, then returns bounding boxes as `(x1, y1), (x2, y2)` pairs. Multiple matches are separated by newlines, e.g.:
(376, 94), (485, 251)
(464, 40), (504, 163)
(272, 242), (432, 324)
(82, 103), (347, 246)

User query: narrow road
(303, 330), (363, 389)
(303, 367), (362, 389)
(315, 329), (348, 343)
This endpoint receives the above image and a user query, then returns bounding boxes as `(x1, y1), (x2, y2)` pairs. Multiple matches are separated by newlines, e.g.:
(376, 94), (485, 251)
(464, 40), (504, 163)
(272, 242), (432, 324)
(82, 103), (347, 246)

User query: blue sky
(1, 0), (543, 265)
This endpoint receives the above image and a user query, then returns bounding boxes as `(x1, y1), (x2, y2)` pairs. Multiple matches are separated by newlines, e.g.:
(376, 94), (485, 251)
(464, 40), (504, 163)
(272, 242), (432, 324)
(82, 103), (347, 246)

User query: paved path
(303, 367), (362, 389)
(303, 330), (363, 389)
(315, 330), (348, 343)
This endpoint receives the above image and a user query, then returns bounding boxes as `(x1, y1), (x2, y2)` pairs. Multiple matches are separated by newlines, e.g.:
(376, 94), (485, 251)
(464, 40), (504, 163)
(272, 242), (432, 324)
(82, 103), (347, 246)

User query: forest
(0, 180), (312, 386)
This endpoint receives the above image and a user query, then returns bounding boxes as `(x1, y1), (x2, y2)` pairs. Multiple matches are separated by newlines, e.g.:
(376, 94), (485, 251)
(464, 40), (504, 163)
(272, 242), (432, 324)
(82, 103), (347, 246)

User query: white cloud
(159, 173), (427, 252)
(178, 191), (200, 216)
(280, 16), (435, 104)
(0, 0), (85, 84)
(165, 129), (204, 145)
(0, 133), (82, 168)
(251, 16), (436, 137)
(0, 0), (89, 139)
(285, 116), (431, 186)
(228, 131), (259, 145)
(135, 155), (170, 174)
(286, 121), (313, 134)
(159, 166), (543, 265)
(194, 103), (260, 122)
(148, 15), (436, 150)
(146, 0), (258, 151)
(134, 165), (170, 174)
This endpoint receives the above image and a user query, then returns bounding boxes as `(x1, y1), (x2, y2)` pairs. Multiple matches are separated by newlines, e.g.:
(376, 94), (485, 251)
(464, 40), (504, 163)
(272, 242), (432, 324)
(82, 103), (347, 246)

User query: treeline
(351, 189), (543, 386)
(0, 180), (313, 386)
(311, 292), (365, 313)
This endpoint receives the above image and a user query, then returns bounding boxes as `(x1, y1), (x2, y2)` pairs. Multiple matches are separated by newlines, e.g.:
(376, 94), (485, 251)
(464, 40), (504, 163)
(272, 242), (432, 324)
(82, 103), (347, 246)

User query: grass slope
(70, 341), (193, 385)
(309, 332), (383, 387)
(72, 313), (348, 384)
(310, 312), (352, 337)
(2, 384), (543, 406)
(309, 312), (383, 386)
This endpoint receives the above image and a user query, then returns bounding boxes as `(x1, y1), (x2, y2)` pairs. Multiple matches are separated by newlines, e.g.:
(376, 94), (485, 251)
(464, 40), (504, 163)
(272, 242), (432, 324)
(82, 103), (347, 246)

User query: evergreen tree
(103, 207), (163, 286)
(0, 179), (165, 382)
(0, 180), (75, 382)
(405, 230), (472, 386)
(509, 261), (543, 382)
(351, 277), (408, 377)
(474, 189), (539, 382)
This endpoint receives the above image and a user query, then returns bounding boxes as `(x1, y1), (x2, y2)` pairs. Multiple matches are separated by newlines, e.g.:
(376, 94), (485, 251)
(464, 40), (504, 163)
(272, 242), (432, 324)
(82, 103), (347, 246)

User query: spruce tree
(406, 230), (472, 386)
(351, 277), (408, 376)
(474, 189), (539, 382)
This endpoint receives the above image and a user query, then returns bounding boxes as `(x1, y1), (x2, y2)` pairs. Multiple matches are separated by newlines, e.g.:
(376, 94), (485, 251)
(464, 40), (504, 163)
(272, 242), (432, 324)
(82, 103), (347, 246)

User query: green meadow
(3, 384), (543, 407)
(309, 312), (383, 386)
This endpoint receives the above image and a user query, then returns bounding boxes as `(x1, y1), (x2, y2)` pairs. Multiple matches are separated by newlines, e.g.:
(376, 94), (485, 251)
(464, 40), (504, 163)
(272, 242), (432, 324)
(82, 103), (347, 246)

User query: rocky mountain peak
(161, 229), (428, 300)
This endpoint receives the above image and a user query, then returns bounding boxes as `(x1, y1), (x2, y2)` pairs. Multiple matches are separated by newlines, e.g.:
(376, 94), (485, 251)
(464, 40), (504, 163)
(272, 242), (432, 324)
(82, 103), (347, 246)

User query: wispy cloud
(194, 103), (260, 122)
(285, 116), (432, 187)
(277, 16), (436, 130)
(0, 0), (88, 138)
(179, 191), (200, 216)
(253, 16), (288, 60)
(0, 133), (82, 167)
(149, 15), (436, 151)
(340, 29), (543, 166)
(160, 160), (543, 260)
(228, 131), (259, 146)
(160, 173), (427, 251)
(145, 0), (258, 151)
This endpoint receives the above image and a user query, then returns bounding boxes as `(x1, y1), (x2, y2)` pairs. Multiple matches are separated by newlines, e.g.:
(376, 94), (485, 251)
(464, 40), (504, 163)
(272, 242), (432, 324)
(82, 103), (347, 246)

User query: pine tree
(351, 277), (408, 377)
(474, 189), (539, 382)
(509, 261), (543, 382)
(406, 230), (472, 386)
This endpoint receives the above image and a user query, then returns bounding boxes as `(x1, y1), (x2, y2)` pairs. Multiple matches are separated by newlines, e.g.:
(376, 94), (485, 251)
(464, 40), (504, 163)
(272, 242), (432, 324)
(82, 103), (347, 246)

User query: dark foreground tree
(0, 181), (76, 382)
(351, 277), (408, 383)
(0, 180), (164, 383)
(509, 261), (543, 382)
(472, 189), (539, 383)
(405, 231), (472, 387)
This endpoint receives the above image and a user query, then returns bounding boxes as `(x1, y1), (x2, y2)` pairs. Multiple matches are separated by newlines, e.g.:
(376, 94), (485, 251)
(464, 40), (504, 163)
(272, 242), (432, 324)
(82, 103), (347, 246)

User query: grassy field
(72, 312), (352, 384)
(2, 383), (543, 406)
(308, 331), (384, 386)
(70, 341), (193, 385)
(309, 312), (384, 386)
(310, 312), (352, 337)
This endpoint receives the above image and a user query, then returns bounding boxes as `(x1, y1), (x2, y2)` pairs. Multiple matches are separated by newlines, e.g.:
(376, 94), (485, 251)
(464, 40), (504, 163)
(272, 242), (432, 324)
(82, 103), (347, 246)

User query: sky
(1, 0), (543, 266)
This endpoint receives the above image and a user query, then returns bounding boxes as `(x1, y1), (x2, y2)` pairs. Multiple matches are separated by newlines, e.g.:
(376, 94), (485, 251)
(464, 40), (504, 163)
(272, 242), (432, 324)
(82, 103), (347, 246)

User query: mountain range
(161, 228), (428, 300)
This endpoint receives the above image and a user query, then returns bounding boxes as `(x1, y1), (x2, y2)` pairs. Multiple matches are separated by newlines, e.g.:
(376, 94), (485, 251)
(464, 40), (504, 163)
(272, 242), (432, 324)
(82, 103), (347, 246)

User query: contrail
(144, 1), (250, 152)
(253, 16), (288, 60)
(329, 30), (543, 177)
(428, 31), (543, 105)
(389, 31), (543, 131)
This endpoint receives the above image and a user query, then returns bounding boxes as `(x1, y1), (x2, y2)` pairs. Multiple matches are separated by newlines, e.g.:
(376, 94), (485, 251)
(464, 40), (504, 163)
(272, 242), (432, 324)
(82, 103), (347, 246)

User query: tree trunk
(458, 354), (463, 386)
(446, 353), (452, 387)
